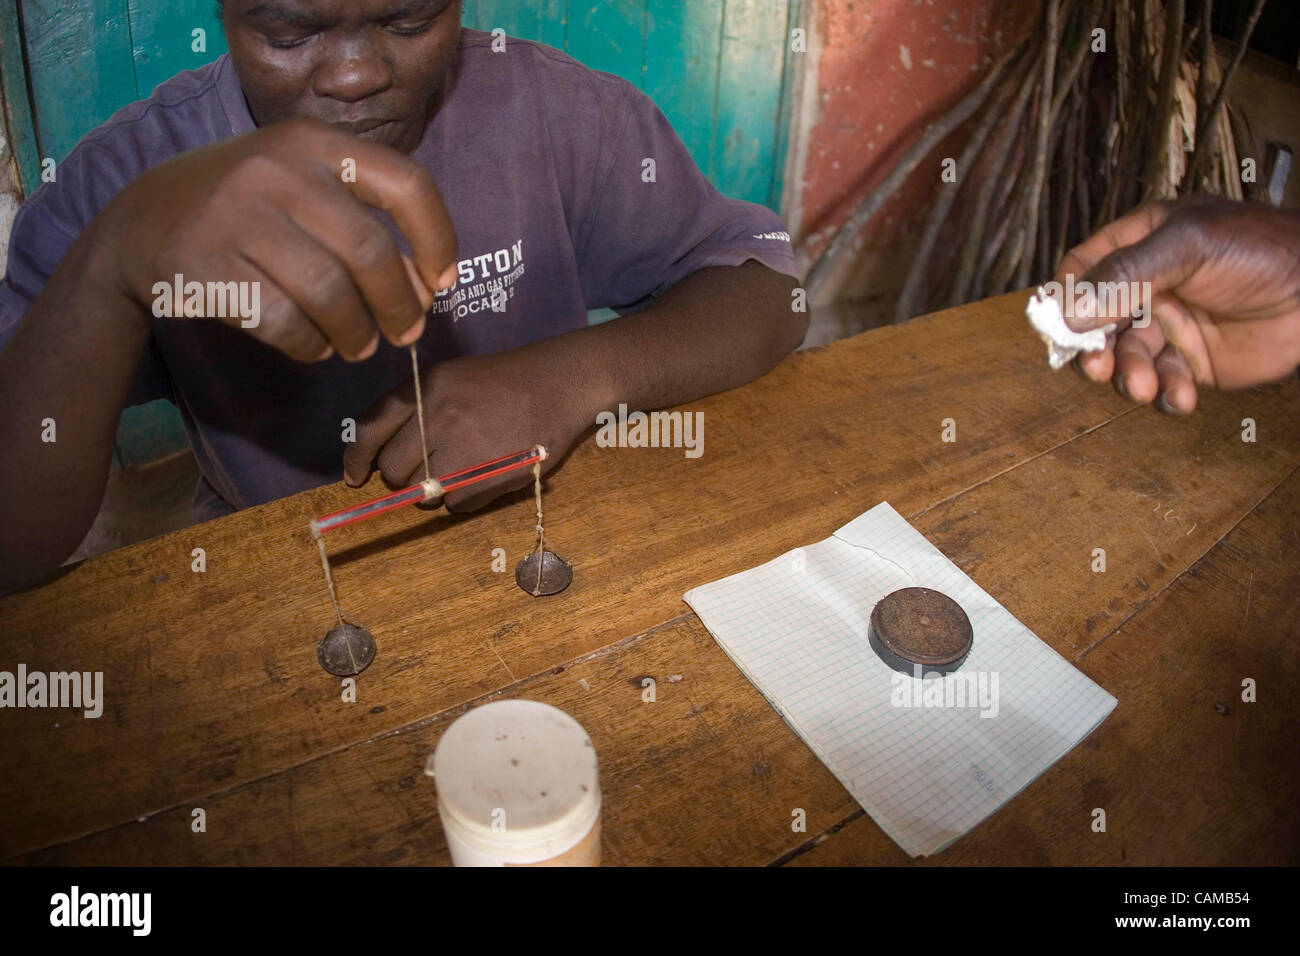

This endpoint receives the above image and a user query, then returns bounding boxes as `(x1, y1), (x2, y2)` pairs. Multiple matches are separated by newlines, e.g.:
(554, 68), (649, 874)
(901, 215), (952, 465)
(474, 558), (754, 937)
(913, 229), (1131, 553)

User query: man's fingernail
(1157, 392), (1176, 415)
(316, 345), (335, 362)
(357, 334), (380, 360)
(1115, 375), (1130, 401)
(400, 317), (426, 346)
(437, 264), (458, 291)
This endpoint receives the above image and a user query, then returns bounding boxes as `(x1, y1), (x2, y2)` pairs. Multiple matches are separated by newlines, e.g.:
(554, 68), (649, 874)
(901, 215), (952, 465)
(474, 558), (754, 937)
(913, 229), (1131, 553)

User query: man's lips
(330, 118), (396, 136)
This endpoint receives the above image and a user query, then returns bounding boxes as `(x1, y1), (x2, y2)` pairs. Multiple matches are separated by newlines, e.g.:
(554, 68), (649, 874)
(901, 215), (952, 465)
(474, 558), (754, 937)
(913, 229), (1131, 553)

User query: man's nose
(313, 39), (394, 102)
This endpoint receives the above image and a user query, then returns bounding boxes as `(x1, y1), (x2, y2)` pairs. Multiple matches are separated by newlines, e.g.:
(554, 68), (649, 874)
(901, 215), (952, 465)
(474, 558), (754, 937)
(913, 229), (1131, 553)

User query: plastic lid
(432, 700), (600, 848)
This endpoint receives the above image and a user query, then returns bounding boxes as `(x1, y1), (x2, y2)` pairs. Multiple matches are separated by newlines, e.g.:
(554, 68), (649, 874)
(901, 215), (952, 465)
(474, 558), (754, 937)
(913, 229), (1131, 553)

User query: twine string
(410, 344), (433, 485)
(314, 346), (430, 629)
(531, 459), (547, 593)
(315, 534), (344, 626)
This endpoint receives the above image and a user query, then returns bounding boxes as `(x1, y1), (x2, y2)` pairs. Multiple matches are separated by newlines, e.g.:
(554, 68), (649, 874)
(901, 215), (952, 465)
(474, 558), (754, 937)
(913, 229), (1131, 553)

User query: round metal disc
(869, 587), (972, 675)
(515, 550), (573, 597)
(317, 623), (376, 677)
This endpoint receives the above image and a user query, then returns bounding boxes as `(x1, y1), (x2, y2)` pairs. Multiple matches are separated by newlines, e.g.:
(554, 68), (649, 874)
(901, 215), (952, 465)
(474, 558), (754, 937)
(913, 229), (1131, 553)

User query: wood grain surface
(2, 289), (1296, 865)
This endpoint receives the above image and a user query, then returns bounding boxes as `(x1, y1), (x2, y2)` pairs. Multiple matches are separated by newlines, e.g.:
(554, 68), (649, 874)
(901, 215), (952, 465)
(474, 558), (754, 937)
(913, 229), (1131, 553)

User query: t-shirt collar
(212, 54), (259, 137)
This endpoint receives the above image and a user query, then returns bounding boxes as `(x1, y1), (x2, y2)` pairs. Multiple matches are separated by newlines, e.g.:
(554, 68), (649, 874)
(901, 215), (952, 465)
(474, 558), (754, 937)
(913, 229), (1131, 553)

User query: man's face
(224, 0), (461, 153)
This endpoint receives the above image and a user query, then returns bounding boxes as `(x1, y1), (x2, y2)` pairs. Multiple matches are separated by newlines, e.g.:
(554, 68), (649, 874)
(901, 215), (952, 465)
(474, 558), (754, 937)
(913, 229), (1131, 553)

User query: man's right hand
(99, 117), (457, 362)
(1055, 197), (1300, 414)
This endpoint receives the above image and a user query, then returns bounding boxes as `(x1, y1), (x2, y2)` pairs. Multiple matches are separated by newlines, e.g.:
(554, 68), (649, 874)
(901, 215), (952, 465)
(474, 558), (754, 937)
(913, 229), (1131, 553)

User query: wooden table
(3, 291), (1297, 866)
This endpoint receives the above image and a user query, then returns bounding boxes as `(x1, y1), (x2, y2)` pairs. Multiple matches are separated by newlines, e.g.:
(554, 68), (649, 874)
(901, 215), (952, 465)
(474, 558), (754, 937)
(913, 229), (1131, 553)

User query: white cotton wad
(1025, 286), (1115, 370)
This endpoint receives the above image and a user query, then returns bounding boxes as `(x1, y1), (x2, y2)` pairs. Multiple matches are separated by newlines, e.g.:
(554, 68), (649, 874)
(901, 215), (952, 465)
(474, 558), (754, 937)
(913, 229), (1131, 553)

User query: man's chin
(371, 121), (426, 154)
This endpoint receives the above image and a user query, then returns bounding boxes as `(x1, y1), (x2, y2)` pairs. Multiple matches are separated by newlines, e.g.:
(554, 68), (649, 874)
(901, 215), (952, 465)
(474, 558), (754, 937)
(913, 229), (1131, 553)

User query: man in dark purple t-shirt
(0, 0), (803, 591)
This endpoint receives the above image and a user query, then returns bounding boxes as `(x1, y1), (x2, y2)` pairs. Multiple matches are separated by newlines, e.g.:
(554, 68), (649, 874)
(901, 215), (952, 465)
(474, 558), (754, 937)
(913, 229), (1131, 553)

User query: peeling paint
(793, 0), (1037, 302)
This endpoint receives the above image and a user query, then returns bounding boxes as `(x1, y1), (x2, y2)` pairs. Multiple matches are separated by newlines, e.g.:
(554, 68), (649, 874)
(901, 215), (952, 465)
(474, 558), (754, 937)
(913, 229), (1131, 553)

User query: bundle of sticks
(804, 0), (1268, 321)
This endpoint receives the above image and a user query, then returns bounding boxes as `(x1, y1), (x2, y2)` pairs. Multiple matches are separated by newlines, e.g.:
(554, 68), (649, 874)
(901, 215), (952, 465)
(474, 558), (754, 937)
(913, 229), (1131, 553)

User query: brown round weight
(317, 623), (376, 677)
(869, 587), (972, 675)
(515, 550), (573, 597)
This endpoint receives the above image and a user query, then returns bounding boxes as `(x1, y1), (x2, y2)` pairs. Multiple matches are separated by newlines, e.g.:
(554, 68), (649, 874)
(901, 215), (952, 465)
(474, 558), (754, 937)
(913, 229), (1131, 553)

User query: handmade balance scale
(308, 346), (572, 677)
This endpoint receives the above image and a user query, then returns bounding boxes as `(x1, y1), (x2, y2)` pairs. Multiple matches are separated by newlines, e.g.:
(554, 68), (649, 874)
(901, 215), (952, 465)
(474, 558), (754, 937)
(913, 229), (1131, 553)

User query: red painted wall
(790, 0), (1038, 306)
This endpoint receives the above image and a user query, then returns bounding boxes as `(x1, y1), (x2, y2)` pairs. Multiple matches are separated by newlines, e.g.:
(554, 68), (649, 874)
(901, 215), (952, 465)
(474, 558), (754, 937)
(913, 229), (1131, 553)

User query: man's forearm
(0, 225), (150, 592)
(525, 260), (804, 427)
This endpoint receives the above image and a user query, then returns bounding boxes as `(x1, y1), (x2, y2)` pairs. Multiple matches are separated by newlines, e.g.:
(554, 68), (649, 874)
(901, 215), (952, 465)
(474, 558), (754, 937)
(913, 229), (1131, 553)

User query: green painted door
(466, 0), (798, 209)
(4, 0), (800, 464)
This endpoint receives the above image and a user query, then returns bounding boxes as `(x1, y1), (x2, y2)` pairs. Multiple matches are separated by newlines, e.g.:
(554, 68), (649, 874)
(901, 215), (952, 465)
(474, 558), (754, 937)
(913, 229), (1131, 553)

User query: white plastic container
(429, 700), (601, 867)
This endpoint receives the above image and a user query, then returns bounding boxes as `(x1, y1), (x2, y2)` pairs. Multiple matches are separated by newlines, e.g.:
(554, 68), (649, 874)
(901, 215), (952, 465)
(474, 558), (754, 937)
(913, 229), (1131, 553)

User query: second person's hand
(1054, 197), (1300, 414)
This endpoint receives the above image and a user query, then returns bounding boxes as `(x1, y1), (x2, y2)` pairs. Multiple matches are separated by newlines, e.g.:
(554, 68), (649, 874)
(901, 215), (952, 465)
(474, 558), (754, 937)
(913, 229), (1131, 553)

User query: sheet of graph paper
(683, 502), (1116, 857)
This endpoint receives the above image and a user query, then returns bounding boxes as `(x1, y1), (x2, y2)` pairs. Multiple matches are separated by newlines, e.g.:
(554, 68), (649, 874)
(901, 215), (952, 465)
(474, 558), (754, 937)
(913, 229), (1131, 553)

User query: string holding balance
(514, 456), (573, 597)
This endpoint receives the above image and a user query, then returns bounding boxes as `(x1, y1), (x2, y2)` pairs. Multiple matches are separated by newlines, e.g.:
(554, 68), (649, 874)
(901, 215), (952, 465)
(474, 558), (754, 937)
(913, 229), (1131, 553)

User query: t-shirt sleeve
(0, 144), (173, 408)
(572, 84), (799, 312)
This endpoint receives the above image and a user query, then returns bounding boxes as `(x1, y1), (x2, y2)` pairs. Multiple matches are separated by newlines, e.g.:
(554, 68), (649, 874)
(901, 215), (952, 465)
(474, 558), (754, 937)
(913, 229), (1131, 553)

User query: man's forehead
(234, 0), (452, 23)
